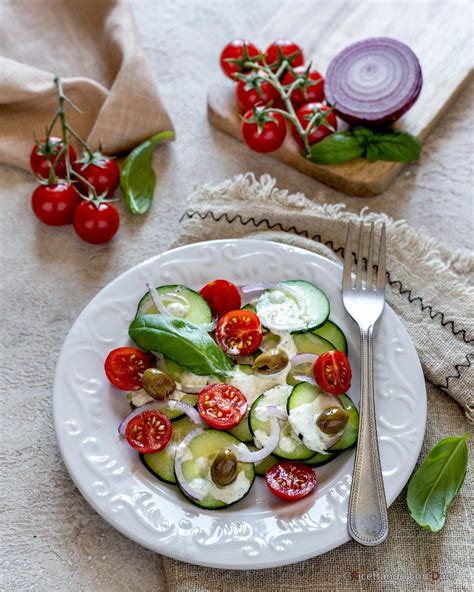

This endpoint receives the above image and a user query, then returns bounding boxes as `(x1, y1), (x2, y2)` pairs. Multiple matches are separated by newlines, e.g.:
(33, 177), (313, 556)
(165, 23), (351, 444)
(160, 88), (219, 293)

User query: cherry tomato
(220, 39), (260, 79)
(198, 384), (248, 430)
(236, 71), (280, 113)
(313, 350), (352, 396)
(200, 279), (241, 318)
(282, 66), (325, 109)
(31, 181), (80, 226)
(265, 39), (304, 70)
(73, 201), (120, 244)
(215, 309), (263, 355)
(30, 137), (76, 179)
(241, 109), (286, 154)
(74, 155), (120, 198)
(292, 103), (337, 147)
(125, 411), (172, 454)
(105, 347), (154, 390)
(265, 461), (317, 501)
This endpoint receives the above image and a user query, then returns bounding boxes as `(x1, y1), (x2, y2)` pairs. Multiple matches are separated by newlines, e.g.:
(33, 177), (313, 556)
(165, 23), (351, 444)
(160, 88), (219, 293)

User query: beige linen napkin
(0, 0), (174, 170)
(161, 174), (473, 592)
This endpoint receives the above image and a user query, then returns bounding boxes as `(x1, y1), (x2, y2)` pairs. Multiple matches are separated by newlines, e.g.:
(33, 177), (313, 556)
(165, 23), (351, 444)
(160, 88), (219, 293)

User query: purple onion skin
(325, 37), (423, 127)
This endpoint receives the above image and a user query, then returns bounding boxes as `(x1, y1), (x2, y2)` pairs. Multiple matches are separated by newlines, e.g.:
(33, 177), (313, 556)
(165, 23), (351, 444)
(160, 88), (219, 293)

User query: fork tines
(343, 222), (386, 292)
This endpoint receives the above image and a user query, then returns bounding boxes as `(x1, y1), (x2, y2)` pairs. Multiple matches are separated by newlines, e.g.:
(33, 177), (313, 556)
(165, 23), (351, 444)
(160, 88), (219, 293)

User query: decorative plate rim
(53, 239), (427, 569)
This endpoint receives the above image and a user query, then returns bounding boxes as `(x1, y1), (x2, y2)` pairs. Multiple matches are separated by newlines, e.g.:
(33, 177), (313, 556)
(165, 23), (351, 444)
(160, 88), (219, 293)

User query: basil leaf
(308, 132), (364, 164)
(352, 126), (375, 147)
(407, 433), (470, 532)
(129, 314), (233, 378)
(366, 130), (421, 163)
(120, 131), (173, 215)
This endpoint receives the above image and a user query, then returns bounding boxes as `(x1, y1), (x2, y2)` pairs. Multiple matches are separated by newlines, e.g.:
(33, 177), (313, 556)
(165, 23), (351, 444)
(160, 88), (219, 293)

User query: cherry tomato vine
(235, 55), (335, 157)
(30, 77), (120, 243)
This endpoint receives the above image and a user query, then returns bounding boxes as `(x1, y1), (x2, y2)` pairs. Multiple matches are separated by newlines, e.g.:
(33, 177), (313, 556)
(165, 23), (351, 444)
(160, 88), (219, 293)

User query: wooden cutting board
(208, 1), (473, 196)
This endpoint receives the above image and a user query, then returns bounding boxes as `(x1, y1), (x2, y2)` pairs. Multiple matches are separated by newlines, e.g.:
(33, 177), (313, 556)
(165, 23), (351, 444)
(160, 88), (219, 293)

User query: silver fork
(342, 221), (389, 546)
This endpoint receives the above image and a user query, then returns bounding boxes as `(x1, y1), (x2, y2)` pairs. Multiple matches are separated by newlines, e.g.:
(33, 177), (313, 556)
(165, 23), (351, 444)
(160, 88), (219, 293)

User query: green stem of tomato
(53, 76), (99, 201)
(246, 60), (311, 156)
(54, 76), (74, 181)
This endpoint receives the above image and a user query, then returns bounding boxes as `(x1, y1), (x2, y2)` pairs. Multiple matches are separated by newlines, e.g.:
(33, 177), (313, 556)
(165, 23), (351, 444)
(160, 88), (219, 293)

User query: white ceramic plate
(53, 239), (426, 569)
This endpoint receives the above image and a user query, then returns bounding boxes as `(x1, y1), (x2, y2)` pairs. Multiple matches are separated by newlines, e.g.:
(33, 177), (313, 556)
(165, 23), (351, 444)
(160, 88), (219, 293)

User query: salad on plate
(104, 279), (358, 510)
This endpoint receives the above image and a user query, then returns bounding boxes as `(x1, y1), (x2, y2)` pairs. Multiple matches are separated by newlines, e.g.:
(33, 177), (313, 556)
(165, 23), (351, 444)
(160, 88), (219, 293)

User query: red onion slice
(146, 283), (170, 316)
(146, 283), (216, 331)
(118, 400), (203, 436)
(232, 417), (281, 463)
(264, 404), (288, 419)
(325, 37), (422, 126)
(291, 353), (318, 367)
(199, 318), (217, 333)
(292, 374), (317, 385)
(174, 428), (205, 501)
(290, 353), (318, 385)
(241, 282), (277, 294)
(177, 383), (204, 394)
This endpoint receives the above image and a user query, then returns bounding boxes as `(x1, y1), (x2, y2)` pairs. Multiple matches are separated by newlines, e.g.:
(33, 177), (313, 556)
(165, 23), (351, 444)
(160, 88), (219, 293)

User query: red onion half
(325, 37), (422, 126)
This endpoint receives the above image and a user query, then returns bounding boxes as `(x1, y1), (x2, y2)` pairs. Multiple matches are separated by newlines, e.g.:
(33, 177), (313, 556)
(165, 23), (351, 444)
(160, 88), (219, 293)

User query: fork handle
(347, 326), (389, 546)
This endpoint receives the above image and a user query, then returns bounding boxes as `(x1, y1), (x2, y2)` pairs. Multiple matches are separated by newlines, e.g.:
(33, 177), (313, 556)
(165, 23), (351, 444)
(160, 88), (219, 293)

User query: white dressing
(180, 372), (208, 390)
(257, 287), (310, 332)
(288, 394), (344, 453)
(188, 470), (251, 504)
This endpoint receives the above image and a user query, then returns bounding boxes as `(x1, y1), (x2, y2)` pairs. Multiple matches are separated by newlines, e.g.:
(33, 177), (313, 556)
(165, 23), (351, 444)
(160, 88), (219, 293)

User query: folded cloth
(173, 173), (473, 419)
(159, 174), (473, 591)
(0, 0), (174, 170)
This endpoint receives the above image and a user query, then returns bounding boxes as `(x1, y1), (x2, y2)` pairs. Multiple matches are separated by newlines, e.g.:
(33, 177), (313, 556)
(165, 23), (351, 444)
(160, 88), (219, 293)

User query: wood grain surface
(208, 1), (473, 196)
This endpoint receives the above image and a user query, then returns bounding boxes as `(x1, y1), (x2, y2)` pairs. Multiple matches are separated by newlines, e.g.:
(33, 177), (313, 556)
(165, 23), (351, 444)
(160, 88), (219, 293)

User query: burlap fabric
(161, 173), (473, 591)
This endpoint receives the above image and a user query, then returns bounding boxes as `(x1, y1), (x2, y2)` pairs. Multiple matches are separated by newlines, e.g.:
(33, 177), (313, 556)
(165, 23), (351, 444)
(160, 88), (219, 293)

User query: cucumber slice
(241, 303), (256, 313)
(259, 332), (281, 351)
(249, 385), (314, 460)
(328, 393), (359, 451)
(287, 333), (336, 385)
(127, 390), (198, 421)
(254, 452), (279, 476)
(136, 284), (212, 326)
(177, 430), (255, 509)
(256, 280), (329, 332)
(292, 332), (336, 355)
(304, 451), (339, 467)
(156, 357), (185, 382)
(237, 364), (253, 375)
(312, 320), (347, 354)
(228, 413), (253, 443)
(141, 417), (196, 484)
(287, 382), (346, 453)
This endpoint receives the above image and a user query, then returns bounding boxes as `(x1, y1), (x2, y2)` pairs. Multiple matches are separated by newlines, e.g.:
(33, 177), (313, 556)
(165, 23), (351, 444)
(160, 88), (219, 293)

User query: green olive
(141, 368), (176, 400)
(252, 348), (289, 375)
(210, 448), (238, 487)
(316, 406), (349, 435)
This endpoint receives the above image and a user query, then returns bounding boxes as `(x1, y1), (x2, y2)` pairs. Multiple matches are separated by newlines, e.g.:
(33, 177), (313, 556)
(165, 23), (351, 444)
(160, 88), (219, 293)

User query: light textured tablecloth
(0, 1), (473, 591)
